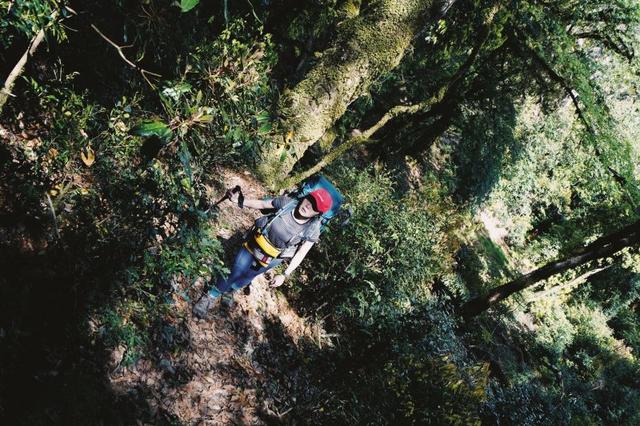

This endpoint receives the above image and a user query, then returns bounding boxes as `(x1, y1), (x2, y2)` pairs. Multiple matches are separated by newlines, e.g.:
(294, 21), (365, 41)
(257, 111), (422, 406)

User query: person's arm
(242, 198), (274, 209)
(271, 240), (315, 287)
(228, 191), (273, 210)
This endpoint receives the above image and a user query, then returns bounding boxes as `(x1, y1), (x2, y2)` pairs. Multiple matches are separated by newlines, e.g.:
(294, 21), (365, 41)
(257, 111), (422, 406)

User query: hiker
(193, 187), (333, 318)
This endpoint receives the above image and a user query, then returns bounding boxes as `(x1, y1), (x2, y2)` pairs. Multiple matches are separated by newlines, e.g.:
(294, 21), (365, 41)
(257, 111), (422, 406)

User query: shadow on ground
(0, 232), (163, 424)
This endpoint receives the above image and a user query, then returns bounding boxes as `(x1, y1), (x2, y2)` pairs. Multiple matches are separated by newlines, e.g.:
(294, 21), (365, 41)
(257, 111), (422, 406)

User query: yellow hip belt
(244, 228), (282, 267)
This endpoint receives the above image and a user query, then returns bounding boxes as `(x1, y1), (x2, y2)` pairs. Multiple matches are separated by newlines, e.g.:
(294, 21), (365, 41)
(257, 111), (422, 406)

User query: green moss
(255, 0), (434, 183)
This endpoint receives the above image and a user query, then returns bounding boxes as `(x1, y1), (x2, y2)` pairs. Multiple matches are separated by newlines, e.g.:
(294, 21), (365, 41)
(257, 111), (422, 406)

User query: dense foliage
(1, 0), (640, 424)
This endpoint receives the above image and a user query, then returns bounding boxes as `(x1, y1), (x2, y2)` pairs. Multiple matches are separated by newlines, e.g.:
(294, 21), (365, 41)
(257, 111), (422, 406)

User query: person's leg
(195, 248), (252, 318)
(207, 247), (255, 297)
(195, 250), (282, 318)
(229, 257), (283, 292)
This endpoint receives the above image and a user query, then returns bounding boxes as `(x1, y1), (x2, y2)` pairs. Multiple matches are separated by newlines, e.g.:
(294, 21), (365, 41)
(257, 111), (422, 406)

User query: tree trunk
(403, 102), (456, 157)
(459, 219), (640, 319)
(255, 0), (450, 187)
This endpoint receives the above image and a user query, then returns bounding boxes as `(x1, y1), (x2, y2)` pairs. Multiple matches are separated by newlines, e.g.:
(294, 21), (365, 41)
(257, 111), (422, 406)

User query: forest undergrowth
(2, 1), (640, 424)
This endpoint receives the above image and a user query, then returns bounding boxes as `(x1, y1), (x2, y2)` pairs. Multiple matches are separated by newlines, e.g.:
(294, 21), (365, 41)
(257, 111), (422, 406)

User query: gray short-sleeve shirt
(255, 195), (321, 257)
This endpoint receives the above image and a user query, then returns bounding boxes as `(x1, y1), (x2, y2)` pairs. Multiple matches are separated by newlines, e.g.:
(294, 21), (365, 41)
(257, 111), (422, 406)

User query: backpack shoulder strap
(262, 199), (297, 232)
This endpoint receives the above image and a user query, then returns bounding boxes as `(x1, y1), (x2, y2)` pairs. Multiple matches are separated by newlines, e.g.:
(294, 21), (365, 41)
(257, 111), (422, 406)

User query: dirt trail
(108, 169), (330, 424)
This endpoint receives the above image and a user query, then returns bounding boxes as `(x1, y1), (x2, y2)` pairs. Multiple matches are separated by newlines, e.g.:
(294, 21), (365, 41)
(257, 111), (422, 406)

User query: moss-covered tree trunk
(256, 0), (445, 187)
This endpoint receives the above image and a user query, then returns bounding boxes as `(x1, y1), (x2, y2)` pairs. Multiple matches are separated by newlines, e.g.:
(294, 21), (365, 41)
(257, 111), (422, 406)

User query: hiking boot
(193, 293), (219, 319)
(220, 293), (235, 308)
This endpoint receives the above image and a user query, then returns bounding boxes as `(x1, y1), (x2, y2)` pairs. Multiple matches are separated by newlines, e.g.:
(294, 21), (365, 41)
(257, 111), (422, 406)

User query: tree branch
(279, 4), (504, 188)
(573, 31), (635, 61)
(459, 219), (640, 319)
(514, 29), (635, 200)
(0, 26), (47, 113)
(401, 3), (502, 156)
(279, 101), (430, 189)
(91, 24), (161, 87)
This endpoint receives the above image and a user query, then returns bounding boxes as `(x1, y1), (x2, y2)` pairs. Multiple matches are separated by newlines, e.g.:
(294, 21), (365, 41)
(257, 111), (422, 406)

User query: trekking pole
(202, 185), (243, 213)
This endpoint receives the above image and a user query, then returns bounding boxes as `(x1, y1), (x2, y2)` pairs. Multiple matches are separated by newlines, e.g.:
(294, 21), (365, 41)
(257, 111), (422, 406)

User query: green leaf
(258, 121), (272, 133)
(255, 111), (270, 122)
(180, 0), (199, 12)
(178, 141), (193, 179)
(161, 82), (192, 100)
(195, 114), (213, 123)
(130, 120), (173, 142)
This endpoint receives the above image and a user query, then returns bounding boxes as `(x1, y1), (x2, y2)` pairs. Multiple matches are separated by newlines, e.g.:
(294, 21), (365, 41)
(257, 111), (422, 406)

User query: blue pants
(208, 246), (283, 298)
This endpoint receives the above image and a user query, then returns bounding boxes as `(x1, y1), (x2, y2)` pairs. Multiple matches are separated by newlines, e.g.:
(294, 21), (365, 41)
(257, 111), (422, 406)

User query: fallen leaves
(80, 145), (95, 166)
(285, 129), (294, 144)
(49, 182), (64, 197)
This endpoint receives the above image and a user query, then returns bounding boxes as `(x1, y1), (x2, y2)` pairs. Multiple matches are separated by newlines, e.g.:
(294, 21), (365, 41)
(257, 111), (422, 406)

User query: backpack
(258, 175), (350, 231)
(288, 174), (349, 231)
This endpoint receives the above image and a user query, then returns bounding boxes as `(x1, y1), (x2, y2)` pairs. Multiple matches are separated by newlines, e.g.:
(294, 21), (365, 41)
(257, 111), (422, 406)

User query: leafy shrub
(3, 13), (277, 367)
(1, 0), (66, 49)
(287, 164), (491, 423)
(296, 164), (464, 325)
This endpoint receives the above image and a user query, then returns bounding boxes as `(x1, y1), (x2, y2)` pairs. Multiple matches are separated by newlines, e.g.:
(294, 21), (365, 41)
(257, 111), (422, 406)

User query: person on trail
(193, 187), (333, 319)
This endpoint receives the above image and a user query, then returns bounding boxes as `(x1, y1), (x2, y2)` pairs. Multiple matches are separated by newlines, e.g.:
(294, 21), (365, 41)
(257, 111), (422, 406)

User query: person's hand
(227, 189), (239, 204)
(270, 274), (286, 288)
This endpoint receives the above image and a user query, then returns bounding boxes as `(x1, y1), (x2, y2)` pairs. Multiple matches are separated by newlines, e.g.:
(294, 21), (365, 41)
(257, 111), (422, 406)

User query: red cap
(308, 188), (333, 214)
